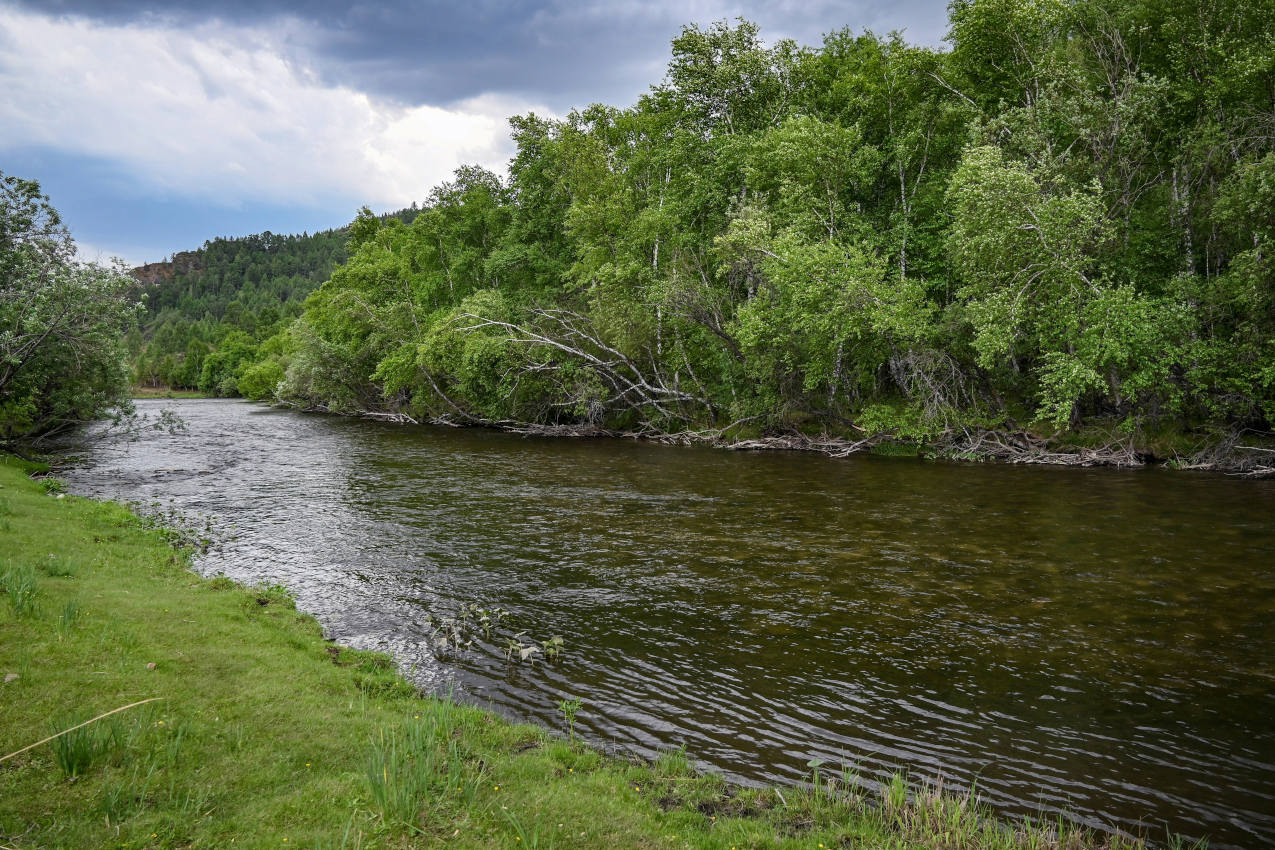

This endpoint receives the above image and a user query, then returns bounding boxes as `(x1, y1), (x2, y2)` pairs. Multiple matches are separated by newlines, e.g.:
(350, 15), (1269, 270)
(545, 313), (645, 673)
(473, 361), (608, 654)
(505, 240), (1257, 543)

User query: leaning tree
(0, 171), (138, 449)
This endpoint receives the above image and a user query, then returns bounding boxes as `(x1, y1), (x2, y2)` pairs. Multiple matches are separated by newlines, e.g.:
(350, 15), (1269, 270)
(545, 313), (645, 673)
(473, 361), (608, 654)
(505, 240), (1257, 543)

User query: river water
(65, 400), (1275, 847)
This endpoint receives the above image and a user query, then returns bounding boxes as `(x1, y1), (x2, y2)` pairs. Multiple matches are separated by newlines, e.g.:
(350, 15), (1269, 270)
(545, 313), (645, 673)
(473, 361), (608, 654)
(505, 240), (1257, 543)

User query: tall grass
(39, 554), (77, 578)
(1, 562), (39, 617)
(49, 712), (102, 779)
(58, 600), (81, 638)
(365, 715), (486, 830)
(97, 761), (158, 822)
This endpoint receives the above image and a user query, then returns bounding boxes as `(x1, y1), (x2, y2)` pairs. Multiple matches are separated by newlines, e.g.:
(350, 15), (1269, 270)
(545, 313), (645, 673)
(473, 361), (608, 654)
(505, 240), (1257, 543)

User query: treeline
(232, 0), (1275, 448)
(130, 210), (419, 395)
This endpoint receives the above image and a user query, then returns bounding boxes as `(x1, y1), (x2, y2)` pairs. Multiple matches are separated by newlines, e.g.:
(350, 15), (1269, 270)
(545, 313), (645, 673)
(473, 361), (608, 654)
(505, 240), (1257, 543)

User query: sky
(0, 0), (951, 267)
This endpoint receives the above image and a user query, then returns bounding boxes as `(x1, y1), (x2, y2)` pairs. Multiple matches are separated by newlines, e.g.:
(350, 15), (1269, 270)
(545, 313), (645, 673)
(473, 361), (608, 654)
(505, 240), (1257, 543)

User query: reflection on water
(66, 400), (1275, 848)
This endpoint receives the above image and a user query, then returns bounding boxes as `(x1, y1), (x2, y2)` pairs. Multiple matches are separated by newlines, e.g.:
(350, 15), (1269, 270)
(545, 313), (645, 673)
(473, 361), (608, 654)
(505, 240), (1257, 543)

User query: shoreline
(130, 387), (211, 400)
(129, 395), (1275, 477)
(267, 397), (1275, 478)
(0, 454), (1187, 849)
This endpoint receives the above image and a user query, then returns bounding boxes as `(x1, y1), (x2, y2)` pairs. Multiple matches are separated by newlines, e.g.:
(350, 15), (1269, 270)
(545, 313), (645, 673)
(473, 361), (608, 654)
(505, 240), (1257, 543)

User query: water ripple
(64, 400), (1275, 849)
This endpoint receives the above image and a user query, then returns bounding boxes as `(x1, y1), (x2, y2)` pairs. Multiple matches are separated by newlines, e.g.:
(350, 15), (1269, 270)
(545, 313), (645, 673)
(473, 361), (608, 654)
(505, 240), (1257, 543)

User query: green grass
(0, 454), (1184, 849)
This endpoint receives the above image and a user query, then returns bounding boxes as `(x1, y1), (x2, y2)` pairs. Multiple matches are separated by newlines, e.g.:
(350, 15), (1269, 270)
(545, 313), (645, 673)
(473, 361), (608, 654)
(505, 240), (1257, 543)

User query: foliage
(169, 4), (1275, 443)
(128, 209), (417, 396)
(0, 173), (138, 446)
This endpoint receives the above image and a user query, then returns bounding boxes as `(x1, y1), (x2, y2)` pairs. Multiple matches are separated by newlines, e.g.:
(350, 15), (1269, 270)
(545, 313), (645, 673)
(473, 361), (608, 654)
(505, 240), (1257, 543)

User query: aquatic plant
(504, 633), (541, 662)
(541, 635), (564, 659)
(422, 603), (511, 653)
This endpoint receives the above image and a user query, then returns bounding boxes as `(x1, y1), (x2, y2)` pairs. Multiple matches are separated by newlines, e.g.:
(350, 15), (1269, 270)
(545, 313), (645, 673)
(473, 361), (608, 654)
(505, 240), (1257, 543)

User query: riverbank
(1, 455), (1173, 849)
(132, 386), (210, 399)
(329, 402), (1275, 477)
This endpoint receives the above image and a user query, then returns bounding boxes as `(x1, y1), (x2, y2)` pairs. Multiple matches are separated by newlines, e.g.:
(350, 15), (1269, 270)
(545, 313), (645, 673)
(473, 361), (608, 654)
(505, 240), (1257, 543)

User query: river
(64, 399), (1275, 847)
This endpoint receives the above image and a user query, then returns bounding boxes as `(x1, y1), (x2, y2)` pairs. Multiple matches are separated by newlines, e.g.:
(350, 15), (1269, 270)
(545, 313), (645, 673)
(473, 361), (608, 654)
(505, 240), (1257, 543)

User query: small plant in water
(503, 633), (541, 662)
(541, 635), (564, 659)
(425, 604), (510, 652)
(556, 696), (583, 744)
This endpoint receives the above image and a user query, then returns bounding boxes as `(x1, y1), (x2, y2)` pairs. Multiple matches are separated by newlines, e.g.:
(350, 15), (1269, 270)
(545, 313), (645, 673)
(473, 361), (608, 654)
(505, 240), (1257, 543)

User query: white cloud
(74, 240), (145, 270)
(0, 8), (552, 210)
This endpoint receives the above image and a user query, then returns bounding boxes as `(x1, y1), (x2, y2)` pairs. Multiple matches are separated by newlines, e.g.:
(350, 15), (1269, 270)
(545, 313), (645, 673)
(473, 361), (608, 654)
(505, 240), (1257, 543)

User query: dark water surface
(66, 400), (1275, 847)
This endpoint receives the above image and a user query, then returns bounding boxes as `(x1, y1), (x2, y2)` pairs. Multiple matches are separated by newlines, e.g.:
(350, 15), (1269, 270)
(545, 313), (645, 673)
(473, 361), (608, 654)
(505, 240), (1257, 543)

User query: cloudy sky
(0, 0), (950, 266)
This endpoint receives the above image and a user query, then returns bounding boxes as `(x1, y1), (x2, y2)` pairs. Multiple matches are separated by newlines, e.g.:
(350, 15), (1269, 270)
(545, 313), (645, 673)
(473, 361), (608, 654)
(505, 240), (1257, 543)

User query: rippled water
(65, 400), (1275, 847)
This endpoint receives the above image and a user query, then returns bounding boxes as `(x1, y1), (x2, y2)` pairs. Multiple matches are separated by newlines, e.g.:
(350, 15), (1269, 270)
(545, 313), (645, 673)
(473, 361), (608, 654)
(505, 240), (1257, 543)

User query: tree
(0, 172), (138, 447)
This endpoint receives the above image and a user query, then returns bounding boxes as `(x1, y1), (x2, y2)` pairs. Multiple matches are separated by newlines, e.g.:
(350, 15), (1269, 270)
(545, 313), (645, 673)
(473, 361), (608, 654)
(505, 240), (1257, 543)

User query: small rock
(146, 662), (157, 671)
(4, 673), (18, 683)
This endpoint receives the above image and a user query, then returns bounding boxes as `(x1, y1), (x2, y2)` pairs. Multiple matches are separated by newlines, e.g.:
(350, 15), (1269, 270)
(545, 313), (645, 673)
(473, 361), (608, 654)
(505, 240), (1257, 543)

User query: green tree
(0, 172), (138, 447)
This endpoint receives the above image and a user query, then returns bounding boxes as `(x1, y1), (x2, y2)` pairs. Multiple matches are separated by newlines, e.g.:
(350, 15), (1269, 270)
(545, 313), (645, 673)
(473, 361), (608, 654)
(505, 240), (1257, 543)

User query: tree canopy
(0, 173), (138, 447)
(143, 1), (1275, 456)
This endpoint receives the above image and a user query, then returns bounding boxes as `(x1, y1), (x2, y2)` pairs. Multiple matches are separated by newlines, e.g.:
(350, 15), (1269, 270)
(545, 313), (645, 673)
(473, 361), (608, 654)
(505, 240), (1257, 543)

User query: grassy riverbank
(1, 456), (1170, 850)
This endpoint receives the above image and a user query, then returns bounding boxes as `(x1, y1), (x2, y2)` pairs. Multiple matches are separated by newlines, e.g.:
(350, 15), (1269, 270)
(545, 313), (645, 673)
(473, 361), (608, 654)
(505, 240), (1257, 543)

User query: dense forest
(145, 0), (1275, 464)
(129, 210), (419, 395)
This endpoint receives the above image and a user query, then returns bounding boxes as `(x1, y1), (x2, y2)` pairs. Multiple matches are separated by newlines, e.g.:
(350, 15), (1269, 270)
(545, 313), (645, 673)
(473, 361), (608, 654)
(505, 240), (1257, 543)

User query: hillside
(129, 209), (418, 393)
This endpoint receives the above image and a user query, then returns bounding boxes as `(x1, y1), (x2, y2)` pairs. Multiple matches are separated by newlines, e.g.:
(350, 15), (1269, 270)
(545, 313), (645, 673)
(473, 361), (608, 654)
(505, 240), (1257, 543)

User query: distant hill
(130, 207), (419, 392)
(131, 229), (348, 325)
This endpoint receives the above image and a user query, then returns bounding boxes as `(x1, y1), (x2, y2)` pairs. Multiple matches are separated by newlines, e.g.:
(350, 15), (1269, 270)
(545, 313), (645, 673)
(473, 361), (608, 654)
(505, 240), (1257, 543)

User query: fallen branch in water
(361, 410), (418, 424)
(1172, 429), (1275, 478)
(937, 427), (1146, 468)
(720, 432), (885, 458)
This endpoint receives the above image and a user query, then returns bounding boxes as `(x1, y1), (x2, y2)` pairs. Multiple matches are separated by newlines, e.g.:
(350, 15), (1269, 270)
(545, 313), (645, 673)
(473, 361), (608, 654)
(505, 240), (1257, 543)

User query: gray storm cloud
(15, 0), (950, 110)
